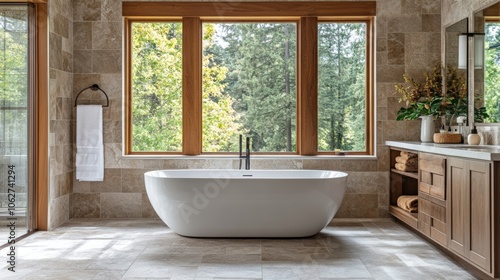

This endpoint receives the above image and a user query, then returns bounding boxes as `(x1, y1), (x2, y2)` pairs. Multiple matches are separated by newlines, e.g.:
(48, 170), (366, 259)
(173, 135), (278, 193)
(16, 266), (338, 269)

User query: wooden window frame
(123, 1), (375, 156)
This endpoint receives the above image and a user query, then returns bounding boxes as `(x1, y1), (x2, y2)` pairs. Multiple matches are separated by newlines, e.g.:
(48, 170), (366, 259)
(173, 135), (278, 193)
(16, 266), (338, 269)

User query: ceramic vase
(419, 115), (435, 143)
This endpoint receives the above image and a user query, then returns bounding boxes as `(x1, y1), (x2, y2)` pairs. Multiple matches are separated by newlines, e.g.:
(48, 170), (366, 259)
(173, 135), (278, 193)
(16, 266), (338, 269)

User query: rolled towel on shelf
(400, 151), (417, 159)
(395, 162), (418, 172)
(397, 195), (418, 213)
(395, 156), (418, 166)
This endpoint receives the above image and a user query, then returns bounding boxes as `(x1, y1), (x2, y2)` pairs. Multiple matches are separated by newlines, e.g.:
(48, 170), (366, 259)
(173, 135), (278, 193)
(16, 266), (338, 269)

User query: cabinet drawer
(419, 153), (446, 200)
(419, 153), (446, 175)
(419, 198), (447, 246)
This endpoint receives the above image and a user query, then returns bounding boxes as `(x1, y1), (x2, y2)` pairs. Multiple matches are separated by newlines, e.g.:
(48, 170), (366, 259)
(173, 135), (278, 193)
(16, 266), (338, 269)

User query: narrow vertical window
(130, 22), (182, 152)
(484, 21), (500, 122)
(201, 22), (297, 152)
(318, 22), (367, 152)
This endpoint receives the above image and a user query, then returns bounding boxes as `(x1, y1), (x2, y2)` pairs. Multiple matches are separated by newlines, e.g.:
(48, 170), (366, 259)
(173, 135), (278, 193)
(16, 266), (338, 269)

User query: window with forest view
(131, 22), (183, 152)
(318, 22), (367, 152)
(202, 23), (296, 152)
(124, 1), (375, 155)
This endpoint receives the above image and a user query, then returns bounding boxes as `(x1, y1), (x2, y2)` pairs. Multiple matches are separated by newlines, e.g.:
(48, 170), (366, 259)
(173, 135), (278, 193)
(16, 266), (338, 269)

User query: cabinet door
(447, 157), (467, 256)
(447, 157), (492, 273)
(468, 160), (491, 272)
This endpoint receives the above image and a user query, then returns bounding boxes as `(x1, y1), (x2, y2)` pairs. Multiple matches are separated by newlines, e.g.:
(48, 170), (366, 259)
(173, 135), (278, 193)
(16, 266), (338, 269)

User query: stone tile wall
(50, 0), (444, 223)
(441, 0), (498, 28)
(48, 0), (74, 229)
(71, 0), (131, 219)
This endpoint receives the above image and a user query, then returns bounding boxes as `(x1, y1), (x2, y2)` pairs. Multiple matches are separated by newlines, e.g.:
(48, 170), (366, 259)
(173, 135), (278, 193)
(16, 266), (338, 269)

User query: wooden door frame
(35, 2), (49, 230)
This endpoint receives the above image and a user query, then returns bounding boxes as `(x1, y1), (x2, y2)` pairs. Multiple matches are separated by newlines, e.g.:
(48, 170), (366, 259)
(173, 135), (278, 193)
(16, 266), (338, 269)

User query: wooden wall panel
(123, 2), (377, 17)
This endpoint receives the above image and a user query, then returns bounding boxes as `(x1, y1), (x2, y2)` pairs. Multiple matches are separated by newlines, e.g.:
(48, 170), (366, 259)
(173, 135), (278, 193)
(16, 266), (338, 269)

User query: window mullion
(297, 17), (318, 155)
(182, 17), (203, 155)
(366, 18), (374, 155)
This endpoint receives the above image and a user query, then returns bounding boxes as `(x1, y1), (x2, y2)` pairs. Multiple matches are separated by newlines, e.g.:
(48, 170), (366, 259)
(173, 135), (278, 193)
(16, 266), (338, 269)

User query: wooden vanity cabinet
(447, 156), (491, 273)
(388, 146), (499, 278)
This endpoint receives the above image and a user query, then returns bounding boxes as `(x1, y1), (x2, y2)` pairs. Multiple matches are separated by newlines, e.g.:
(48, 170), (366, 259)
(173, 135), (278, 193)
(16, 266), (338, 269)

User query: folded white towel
(76, 105), (104, 181)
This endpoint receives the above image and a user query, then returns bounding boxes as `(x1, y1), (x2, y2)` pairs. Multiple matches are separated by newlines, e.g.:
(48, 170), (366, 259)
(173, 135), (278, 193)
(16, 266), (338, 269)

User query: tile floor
(0, 218), (478, 279)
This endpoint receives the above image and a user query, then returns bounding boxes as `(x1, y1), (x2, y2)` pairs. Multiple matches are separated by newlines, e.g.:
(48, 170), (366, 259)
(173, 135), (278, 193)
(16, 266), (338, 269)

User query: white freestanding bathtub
(144, 169), (347, 238)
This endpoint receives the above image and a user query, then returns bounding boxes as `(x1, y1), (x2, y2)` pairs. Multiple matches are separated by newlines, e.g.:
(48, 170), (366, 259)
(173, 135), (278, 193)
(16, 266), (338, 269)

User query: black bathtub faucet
(239, 135), (251, 170)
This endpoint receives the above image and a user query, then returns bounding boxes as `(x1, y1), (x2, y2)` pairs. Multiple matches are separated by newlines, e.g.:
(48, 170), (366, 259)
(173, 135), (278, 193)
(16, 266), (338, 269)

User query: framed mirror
(474, 1), (500, 123)
(444, 17), (468, 126)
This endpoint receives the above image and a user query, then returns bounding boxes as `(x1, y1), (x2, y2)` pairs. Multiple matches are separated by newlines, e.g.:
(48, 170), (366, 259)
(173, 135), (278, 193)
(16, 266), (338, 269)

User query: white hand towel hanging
(76, 105), (104, 181)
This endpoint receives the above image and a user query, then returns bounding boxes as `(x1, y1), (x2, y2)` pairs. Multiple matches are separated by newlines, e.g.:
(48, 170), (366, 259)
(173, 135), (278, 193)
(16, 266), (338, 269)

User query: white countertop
(385, 141), (500, 161)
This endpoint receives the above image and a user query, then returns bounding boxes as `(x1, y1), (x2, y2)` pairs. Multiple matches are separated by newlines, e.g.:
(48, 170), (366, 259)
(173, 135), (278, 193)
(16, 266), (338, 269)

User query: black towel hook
(74, 84), (109, 107)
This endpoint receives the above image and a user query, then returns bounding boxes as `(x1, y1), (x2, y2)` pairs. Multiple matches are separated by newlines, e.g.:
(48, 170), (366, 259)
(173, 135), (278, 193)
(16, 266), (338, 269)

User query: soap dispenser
(467, 125), (481, 145)
(456, 116), (467, 143)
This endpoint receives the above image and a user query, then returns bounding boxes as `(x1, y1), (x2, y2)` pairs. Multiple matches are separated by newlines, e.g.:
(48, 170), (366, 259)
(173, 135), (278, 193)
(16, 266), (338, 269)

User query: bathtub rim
(144, 169), (348, 180)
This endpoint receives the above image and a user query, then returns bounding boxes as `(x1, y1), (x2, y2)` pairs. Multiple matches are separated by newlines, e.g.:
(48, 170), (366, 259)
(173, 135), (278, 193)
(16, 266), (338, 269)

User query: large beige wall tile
(74, 22), (92, 50)
(103, 121), (122, 144)
(92, 50), (121, 73)
(49, 195), (70, 229)
(74, 0), (101, 22)
(73, 50), (92, 73)
(92, 22), (122, 50)
(52, 13), (70, 38)
(55, 172), (72, 198)
(101, 193), (142, 218)
(70, 193), (101, 218)
(340, 160), (378, 172)
(102, 0), (122, 22)
(89, 169), (123, 193)
(73, 173), (90, 193)
(387, 33), (405, 65)
(122, 169), (147, 193)
(142, 193), (159, 218)
(250, 159), (303, 170)
(302, 159), (342, 171)
(336, 194), (379, 218)
(346, 172), (389, 194)
(49, 33), (63, 71)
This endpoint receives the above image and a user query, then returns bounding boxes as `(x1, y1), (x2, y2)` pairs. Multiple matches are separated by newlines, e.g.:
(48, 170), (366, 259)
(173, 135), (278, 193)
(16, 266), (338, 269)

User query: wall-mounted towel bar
(74, 84), (109, 107)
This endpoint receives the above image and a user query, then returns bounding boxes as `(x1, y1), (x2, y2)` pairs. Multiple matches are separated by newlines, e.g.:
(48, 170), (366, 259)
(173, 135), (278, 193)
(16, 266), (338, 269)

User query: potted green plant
(394, 63), (444, 142)
(395, 63), (465, 119)
(394, 63), (486, 142)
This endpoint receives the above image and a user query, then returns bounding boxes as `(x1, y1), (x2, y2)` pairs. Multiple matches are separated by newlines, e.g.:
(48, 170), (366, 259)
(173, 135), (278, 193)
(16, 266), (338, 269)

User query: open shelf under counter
(388, 205), (418, 229)
(390, 168), (418, 179)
